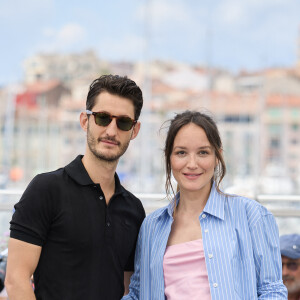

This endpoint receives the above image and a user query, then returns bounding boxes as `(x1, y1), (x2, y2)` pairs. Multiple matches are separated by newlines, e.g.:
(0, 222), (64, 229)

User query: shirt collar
(65, 155), (124, 194)
(152, 193), (178, 220)
(65, 155), (93, 186)
(203, 182), (225, 220)
(167, 193), (179, 217)
(154, 182), (226, 221)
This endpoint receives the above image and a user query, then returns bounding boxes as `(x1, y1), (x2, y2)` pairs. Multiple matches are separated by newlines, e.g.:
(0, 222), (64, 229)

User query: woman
(123, 111), (287, 299)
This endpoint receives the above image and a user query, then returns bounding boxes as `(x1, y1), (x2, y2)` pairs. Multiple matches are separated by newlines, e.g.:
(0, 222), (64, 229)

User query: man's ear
(80, 112), (88, 132)
(130, 121), (141, 140)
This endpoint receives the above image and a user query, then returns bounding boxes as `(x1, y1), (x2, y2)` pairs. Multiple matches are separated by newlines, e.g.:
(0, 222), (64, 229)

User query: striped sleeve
(249, 207), (287, 299)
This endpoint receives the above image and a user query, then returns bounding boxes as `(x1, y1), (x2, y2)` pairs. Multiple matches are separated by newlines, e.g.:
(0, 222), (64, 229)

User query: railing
(1, 189), (299, 217)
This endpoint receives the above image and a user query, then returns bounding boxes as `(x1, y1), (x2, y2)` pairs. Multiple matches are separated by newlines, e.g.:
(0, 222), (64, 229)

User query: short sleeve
(10, 174), (55, 246)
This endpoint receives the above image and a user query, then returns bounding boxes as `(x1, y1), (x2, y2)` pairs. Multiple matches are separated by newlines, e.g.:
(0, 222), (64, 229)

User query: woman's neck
(176, 183), (212, 216)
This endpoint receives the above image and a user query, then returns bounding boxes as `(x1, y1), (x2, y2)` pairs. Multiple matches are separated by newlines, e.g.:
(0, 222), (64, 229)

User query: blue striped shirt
(123, 184), (287, 299)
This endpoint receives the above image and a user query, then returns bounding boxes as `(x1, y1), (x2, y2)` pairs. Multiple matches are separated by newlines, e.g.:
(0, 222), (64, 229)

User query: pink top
(163, 239), (211, 300)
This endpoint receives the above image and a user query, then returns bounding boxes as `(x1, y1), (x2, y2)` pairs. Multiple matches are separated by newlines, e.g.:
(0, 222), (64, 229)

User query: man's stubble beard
(87, 124), (131, 163)
(284, 280), (300, 295)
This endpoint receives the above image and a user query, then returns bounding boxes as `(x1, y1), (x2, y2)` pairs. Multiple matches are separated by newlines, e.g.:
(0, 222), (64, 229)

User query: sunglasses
(86, 110), (137, 131)
(282, 262), (300, 271)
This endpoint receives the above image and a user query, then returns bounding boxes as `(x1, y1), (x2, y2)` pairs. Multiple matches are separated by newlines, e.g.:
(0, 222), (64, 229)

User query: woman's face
(170, 123), (218, 195)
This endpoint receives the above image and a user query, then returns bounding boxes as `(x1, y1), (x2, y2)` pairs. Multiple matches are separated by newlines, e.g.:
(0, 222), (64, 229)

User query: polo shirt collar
(114, 172), (123, 195)
(65, 155), (93, 186)
(65, 155), (124, 194)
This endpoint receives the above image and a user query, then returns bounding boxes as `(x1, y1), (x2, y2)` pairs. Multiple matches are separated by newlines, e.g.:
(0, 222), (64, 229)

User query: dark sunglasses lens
(95, 113), (111, 126)
(116, 117), (134, 131)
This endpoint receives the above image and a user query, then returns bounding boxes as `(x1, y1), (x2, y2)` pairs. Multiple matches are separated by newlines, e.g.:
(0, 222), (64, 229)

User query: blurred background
(0, 0), (300, 250)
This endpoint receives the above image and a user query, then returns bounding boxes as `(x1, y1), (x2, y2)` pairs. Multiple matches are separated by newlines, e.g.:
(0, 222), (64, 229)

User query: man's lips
(99, 138), (119, 146)
(283, 276), (294, 282)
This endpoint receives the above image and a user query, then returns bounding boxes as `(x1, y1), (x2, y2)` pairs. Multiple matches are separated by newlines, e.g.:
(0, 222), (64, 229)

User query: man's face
(84, 91), (140, 163)
(282, 255), (300, 295)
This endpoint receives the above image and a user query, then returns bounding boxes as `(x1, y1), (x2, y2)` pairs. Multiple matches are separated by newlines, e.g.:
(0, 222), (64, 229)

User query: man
(5, 75), (146, 300)
(280, 234), (300, 300)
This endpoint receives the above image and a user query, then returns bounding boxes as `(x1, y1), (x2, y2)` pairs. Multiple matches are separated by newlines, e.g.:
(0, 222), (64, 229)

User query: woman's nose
(187, 155), (197, 168)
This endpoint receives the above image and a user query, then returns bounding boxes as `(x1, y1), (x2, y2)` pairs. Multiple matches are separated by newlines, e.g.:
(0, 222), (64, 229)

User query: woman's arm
(250, 211), (287, 299)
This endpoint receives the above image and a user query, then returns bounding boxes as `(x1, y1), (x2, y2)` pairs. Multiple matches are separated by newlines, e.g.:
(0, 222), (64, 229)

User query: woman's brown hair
(164, 110), (226, 198)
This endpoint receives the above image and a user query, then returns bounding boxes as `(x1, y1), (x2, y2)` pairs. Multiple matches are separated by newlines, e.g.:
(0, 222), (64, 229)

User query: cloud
(97, 34), (145, 61)
(37, 23), (87, 52)
(136, 0), (194, 31)
(216, 0), (246, 26)
(215, 0), (299, 29)
(0, 0), (54, 21)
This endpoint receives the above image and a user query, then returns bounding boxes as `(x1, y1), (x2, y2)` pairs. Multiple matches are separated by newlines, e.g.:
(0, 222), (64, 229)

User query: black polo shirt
(10, 155), (145, 300)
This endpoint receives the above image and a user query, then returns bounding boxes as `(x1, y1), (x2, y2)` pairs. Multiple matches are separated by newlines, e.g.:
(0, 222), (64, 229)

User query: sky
(0, 0), (300, 86)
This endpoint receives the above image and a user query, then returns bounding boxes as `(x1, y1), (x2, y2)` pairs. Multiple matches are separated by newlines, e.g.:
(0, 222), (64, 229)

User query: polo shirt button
(99, 196), (103, 200)
(208, 253), (213, 259)
(202, 214), (206, 218)
(213, 283), (218, 288)
(106, 222), (111, 227)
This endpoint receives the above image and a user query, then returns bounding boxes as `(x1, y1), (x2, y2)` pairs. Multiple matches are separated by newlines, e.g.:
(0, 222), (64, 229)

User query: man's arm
(5, 238), (42, 300)
(124, 271), (133, 295)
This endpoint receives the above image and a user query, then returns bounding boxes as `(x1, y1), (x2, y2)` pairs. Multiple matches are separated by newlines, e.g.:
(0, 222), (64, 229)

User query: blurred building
(146, 62), (300, 194)
(1, 54), (300, 194)
(3, 80), (72, 187)
(23, 50), (110, 87)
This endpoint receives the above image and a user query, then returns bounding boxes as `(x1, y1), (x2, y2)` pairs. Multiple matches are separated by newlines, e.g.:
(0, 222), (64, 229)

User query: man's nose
(282, 264), (289, 276)
(105, 119), (118, 136)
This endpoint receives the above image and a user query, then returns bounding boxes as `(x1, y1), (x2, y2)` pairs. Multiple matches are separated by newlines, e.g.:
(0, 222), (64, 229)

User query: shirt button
(213, 283), (218, 288)
(106, 222), (111, 227)
(208, 253), (213, 259)
(99, 196), (103, 200)
(204, 229), (209, 233)
(202, 214), (206, 218)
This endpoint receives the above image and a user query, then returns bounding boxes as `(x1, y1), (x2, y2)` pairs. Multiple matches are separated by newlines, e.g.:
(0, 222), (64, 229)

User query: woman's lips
(183, 173), (202, 179)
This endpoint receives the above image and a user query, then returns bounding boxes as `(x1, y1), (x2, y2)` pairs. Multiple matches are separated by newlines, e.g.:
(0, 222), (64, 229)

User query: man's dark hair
(86, 75), (143, 120)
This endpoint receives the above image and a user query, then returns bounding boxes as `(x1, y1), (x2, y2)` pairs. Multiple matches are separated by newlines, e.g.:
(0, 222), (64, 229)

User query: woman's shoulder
(227, 193), (267, 211)
(140, 204), (171, 229)
(145, 204), (170, 221)
(226, 192), (273, 226)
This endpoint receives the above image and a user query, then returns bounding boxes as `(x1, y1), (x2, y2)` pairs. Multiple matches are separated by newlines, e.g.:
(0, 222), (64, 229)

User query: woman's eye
(176, 151), (185, 156)
(199, 151), (208, 155)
